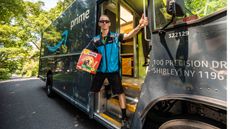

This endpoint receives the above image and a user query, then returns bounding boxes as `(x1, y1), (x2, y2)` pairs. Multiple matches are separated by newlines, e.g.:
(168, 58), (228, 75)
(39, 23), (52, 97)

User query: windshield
(152, 0), (227, 30)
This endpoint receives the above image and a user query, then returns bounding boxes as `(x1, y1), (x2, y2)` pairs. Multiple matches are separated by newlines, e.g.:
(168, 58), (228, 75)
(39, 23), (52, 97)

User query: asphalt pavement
(0, 78), (107, 129)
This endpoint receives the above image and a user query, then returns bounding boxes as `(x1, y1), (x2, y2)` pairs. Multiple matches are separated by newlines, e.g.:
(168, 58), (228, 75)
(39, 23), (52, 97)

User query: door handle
(143, 0), (151, 42)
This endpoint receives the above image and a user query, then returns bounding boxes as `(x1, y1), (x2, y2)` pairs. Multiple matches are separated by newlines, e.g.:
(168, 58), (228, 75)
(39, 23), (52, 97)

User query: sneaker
(121, 118), (130, 129)
(142, 62), (149, 67)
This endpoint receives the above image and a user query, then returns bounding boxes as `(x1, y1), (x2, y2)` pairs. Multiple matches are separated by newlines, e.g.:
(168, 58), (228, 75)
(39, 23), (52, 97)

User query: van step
(122, 82), (141, 91)
(108, 98), (136, 112)
(122, 77), (143, 98)
(105, 96), (136, 120)
(122, 83), (141, 98)
(122, 77), (143, 86)
(122, 77), (143, 91)
(99, 112), (121, 128)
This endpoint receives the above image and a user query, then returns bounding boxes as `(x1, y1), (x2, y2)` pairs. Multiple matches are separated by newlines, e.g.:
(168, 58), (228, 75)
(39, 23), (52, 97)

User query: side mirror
(166, 0), (184, 17)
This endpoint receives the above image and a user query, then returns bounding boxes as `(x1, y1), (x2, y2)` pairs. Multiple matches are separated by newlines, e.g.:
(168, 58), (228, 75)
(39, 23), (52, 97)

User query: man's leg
(118, 93), (127, 119)
(108, 72), (129, 128)
(118, 93), (130, 129)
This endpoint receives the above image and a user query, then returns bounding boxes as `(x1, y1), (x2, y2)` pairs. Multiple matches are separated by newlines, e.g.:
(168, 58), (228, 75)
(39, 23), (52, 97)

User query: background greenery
(0, 0), (74, 80)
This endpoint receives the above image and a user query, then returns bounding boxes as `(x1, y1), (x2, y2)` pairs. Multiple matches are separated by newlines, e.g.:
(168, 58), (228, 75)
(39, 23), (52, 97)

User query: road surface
(0, 78), (107, 129)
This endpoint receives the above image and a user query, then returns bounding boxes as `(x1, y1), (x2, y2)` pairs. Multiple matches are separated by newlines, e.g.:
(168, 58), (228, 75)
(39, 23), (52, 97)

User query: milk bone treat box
(76, 49), (102, 74)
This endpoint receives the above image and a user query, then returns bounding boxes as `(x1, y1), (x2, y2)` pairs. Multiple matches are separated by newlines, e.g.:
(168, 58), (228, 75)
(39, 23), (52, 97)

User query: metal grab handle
(143, 0), (151, 42)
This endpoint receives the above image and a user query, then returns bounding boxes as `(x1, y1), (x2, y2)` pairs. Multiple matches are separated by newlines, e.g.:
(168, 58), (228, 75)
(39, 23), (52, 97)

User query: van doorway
(94, 1), (148, 128)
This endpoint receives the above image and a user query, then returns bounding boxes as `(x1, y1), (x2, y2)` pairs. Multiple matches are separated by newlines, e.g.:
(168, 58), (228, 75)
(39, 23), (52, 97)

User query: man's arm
(123, 14), (148, 41)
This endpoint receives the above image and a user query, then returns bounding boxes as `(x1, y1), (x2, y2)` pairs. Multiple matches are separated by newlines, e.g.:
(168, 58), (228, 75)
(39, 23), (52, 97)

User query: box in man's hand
(76, 49), (102, 74)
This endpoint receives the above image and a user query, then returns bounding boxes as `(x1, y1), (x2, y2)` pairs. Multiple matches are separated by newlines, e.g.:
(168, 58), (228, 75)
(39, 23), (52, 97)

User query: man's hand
(123, 14), (149, 40)
(139, 14), (148, 28)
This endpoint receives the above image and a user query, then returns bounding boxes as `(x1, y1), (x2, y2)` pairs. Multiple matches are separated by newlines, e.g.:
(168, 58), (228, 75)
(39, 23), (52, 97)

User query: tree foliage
(0, 0), (25, 23)
(0, 0), (74, 80)
(0, 47), (26, 79)
(155, 0), (226, 29)
(185, 0), (227, 17)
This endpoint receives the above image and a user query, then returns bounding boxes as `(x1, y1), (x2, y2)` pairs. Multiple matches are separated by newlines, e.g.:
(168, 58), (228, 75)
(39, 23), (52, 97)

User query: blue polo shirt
(86, 32), (124, 73)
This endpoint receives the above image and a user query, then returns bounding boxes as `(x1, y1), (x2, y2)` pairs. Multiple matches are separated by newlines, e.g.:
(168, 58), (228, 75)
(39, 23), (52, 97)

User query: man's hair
(99, 14), (110, 21)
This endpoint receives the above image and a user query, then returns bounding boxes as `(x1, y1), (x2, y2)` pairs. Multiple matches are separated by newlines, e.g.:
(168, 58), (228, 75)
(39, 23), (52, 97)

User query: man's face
(98, 15), (111, 30)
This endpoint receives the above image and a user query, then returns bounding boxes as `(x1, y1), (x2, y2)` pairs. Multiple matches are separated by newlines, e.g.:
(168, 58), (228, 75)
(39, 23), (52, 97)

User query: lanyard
(102, 36), (107, 44)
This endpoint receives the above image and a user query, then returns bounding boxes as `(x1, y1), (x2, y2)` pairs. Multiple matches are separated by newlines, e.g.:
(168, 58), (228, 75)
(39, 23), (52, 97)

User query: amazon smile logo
(46, 30), (69, 52)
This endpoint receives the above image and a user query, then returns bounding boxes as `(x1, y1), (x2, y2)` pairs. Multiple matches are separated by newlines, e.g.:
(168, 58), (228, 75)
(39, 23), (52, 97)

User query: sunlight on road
(0, 77), (39, 84)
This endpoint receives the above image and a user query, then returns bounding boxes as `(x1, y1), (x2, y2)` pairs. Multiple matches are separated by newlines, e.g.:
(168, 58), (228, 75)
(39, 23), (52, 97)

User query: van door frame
(120, 0), (142, 77)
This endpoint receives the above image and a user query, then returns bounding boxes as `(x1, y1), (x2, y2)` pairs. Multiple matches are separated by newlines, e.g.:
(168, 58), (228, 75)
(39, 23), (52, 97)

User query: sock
(121, 108), (127, 120)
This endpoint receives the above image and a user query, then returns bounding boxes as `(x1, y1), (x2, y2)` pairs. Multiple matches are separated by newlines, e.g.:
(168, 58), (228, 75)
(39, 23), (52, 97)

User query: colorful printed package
(76, 49), (102, 74)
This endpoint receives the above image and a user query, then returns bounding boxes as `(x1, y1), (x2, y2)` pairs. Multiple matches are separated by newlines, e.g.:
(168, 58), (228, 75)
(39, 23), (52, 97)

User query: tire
(159, 119), (220, 129)
(143, 115), (226, 129)
(46, 74), (54, 97)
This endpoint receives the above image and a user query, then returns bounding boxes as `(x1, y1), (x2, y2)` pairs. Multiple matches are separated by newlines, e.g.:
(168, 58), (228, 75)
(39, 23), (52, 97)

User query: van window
(152, 0), (227, 30)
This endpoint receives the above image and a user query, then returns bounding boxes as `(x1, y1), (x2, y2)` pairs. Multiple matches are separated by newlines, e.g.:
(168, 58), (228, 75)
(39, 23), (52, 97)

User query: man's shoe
(121, 118), (130, 129)
(142, 62), (149, 67)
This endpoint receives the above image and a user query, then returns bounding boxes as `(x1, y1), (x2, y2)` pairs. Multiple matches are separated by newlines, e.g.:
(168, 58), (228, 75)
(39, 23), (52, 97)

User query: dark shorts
(90, 72), (124, 94)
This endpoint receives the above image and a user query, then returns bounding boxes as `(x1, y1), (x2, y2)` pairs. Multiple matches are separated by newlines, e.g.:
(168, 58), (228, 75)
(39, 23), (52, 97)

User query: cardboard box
(76, 49), (102, 74)
(122, 57), (133, 76)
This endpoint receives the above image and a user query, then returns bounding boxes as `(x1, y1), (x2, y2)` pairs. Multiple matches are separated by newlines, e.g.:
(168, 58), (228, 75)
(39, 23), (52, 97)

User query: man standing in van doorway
(87, 14), (148, 129)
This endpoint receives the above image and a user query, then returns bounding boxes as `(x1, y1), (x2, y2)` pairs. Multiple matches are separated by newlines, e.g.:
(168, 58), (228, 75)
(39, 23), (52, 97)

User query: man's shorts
(90, 72), (124, 94)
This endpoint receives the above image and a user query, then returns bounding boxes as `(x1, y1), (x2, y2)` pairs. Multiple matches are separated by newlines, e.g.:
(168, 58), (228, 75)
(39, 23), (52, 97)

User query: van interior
(94, 0), (151, 128)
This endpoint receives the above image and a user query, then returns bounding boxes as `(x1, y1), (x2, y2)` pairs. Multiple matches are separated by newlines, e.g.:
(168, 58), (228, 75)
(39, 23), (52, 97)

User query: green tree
(0, 0), (47, 79)
(185, 0), (227, 17)
(0, 0), (75, 80)
(48, 0), (75, 21)
(0, 0), (25, 23)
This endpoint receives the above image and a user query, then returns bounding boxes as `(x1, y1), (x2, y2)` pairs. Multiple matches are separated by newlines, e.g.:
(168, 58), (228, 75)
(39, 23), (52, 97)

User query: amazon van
(39, 0), (227, 128)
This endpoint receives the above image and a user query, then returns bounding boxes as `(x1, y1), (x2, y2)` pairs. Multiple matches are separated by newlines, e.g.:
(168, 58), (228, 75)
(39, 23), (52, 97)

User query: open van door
(91, 0), (151, 128)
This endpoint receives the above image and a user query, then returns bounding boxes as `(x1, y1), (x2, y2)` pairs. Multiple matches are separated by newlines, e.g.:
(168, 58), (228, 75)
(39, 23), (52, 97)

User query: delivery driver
(86, 14), (148, 129)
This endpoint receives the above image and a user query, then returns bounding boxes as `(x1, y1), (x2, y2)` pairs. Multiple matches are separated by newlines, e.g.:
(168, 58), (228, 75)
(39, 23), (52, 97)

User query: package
(76, 49), (102, 74)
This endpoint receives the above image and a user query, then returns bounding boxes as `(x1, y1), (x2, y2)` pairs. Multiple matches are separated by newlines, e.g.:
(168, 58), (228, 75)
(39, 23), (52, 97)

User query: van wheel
(159, 119), (220, 129)
(46, 74), (54, 97)
(143, 115), (225, 129)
